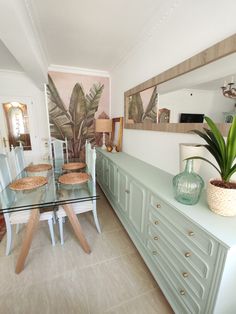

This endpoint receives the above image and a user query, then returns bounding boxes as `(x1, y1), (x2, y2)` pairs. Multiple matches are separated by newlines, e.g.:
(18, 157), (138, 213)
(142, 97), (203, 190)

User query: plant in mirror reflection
(128, 86), (158, 123)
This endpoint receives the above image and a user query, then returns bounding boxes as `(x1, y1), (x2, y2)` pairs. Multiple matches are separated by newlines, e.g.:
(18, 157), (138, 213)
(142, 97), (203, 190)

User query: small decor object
(62, 162), (86, 171)
(58, 172), (89, 185)
(106, 144), (113, 152)
(158, 108), (170, 123)
(115, 145), (120, 152)
(173, 159), (204, 205)
(221, 77), (236, 98)
(9, 176), (48, 191)
(189, 116), (236, 216)
(25, 164), (52, 172)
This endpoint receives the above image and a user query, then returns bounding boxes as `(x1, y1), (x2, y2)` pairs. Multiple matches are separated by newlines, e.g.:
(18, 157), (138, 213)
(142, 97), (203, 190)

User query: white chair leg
(16, 223), (20, 234)
(58, 217), (64, 245)
(5, 220), (12, 256)
(93, 203), (101, 233)
(48, 219), (55, 246)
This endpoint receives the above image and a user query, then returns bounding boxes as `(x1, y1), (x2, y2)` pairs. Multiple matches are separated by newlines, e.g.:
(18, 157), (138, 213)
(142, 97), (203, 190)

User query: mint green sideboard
(96, 148), (236, 314)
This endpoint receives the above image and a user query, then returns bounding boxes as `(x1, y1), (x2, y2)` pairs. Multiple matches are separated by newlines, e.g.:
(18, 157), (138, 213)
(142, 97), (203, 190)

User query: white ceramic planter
(179, 143), (205, 173)
(207, 180), (236, 216)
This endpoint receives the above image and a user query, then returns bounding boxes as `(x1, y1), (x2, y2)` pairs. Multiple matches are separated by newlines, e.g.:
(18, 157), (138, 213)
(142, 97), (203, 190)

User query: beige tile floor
(0, 186), (173, 314)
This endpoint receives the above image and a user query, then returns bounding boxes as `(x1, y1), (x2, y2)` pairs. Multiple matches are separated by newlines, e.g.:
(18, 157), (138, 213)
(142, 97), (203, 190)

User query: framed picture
(158, 108), (170, 123)
(111, 117), (123, 152)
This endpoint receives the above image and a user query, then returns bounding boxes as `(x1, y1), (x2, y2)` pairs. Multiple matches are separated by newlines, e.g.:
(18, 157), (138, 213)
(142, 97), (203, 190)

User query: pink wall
(49, 71), (110, 117)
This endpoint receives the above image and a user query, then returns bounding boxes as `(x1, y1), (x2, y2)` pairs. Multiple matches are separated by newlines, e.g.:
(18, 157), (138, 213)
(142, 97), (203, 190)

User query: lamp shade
(95, 119), (112, 133)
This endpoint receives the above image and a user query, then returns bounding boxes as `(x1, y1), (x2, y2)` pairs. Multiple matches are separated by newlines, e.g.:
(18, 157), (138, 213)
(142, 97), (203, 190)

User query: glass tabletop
(0, 160), (99, 214)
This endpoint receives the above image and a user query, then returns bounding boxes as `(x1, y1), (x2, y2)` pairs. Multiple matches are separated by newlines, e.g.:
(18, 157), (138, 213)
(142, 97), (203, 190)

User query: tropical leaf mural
(128, 86), (158, 123)
(47, 74), (105, 159)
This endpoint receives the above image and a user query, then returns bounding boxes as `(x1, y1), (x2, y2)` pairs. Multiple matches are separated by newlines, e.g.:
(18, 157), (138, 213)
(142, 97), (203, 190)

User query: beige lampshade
(95, 119), (112, 133)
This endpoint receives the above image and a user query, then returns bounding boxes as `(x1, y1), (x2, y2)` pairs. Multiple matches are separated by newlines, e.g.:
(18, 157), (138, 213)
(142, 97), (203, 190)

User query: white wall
(0, 70), (50, 164)
(111, 0), (236, 183)
(159, 89), (235, 123)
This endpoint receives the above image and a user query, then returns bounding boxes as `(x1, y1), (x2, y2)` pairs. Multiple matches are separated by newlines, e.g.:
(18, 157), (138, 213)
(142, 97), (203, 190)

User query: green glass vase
(173, 159), (204, 205)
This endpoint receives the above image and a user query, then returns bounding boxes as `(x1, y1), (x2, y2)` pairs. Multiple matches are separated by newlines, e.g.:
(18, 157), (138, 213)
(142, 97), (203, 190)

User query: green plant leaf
(226, 116), (236, 171)
(191, 129), (223, 168)
(47, 75), (73, 139)
(205, 116), (226, 161)
(185, 156), (221, 176)
(225, 163), (236, 181)
(128, 93), (144, 123)
(142, 86), (158, 122)
(69, 83), (87, 139)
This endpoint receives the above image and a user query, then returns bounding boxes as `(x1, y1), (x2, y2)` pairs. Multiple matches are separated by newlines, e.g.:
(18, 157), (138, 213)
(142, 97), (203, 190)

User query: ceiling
(29, 0), (166, 70)
(0, 40), (23, 71)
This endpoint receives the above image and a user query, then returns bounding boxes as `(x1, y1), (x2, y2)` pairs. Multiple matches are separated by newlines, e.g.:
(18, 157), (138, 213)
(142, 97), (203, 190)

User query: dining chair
(57, 141), (101, 245)
(51, 138), (69, 172)
(14, 144), (25, 175)
(0, 153), (56, 255)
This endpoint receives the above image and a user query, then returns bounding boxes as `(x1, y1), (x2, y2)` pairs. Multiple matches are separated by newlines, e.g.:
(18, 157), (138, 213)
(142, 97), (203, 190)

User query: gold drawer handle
(154, 236), (159, 240)
(182, 272), (189, 278)
(156, 204), (161, 208)
(188, 231), (195, 236)
(185, 252), (191, 258)
(154, 220), (159, 225)
(125, 190), (130, 194)
(180, 289), (185, 295)
(152, 251), (158, 255)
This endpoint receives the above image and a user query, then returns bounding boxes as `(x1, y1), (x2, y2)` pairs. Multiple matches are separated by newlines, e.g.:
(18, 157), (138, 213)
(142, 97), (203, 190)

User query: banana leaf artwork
(128, 86), (158, 123)
(47, 74), (105, 159)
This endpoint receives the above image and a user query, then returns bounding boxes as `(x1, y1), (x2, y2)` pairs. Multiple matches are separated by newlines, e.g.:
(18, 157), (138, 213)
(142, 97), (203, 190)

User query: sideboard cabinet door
(96, 151), (103, 185)
(108, 160), (117, 202)
(102, 156), (109, 189)
(117, 168), (129, 214)
(128, 180), (147, 242)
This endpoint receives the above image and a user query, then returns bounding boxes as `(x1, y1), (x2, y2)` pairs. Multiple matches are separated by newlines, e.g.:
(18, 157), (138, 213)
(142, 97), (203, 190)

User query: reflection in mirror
(157, 54), (236, 124)
(124, 34), (236, 135)
(127, 86), (158, 124)
(3, 102), (32, 150)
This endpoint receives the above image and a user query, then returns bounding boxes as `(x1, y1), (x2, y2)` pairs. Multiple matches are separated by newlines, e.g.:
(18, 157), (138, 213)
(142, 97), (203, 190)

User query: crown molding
(24, 0), (49, 68)
(0, 69), (24, 75)
(48, 64), (110, 77)
(110, 0), (182, 72)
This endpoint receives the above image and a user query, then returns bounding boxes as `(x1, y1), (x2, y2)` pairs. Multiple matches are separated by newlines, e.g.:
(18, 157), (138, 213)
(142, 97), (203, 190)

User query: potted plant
(189, 116), (236, 216)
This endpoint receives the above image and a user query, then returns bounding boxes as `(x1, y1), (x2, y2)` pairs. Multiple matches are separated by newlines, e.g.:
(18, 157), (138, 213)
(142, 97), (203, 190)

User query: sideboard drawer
(149, 208), (214, 280)
(149, 193), (218, 257)
(148, 224), (206, 300)
(147, 240), (201, 314)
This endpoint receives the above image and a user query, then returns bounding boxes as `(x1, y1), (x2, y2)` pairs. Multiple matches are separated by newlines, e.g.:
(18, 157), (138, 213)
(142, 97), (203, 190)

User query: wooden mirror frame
(124, 33), (236, 136)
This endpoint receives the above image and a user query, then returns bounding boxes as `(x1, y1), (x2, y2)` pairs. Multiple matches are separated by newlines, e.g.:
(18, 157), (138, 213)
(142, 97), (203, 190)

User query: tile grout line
(103, 288), (157, 313)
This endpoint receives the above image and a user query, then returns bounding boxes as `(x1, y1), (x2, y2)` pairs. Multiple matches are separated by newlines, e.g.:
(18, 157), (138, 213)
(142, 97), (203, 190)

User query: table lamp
(95, 119), (112, 149)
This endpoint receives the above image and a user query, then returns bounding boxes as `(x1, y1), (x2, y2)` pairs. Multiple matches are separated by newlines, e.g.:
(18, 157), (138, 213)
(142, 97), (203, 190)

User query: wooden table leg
(15, 208), (40, 274)
(62, 204), (91, 254)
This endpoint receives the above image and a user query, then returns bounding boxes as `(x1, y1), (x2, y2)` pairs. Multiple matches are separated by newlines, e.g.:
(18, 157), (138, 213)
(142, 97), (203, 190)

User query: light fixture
(95, 119), (112, 149)
(221, 77), (236, 99)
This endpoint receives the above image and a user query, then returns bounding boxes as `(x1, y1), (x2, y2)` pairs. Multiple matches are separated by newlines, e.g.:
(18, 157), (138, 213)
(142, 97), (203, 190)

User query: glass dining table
(0, 159), (99, 274)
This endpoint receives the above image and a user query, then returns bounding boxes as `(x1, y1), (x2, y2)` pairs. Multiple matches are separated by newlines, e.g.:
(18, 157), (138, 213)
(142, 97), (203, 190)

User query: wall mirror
(3, 102), (32, 150)
(124, 34), (236, 135)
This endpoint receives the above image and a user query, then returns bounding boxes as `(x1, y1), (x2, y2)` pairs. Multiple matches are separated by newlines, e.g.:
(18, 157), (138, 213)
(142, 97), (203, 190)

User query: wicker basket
(58, 173), (89, 185)
(207, 180), (236, 216)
